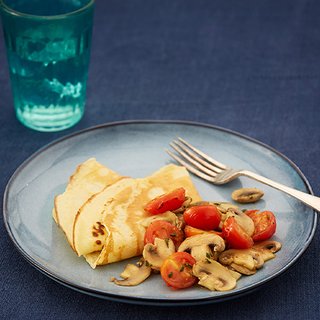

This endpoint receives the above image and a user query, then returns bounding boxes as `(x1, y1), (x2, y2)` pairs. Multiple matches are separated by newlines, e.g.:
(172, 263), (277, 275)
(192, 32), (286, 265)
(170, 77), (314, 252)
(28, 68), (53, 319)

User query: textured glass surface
(0, 0), (94, 131)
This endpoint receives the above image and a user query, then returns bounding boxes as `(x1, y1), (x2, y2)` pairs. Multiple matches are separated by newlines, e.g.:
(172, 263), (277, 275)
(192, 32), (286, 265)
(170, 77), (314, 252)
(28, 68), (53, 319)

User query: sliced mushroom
(252, 247), (275, 262)
(189, 201), (213, 207)
(214, 202), (240, 214)
(220, 208), (255, 237)
(254, 240), (282, 253)
(174, 213), (186, 230)
(253, 240), (282, 261)
(140, 211), (180, 228)
(111, 259), (152, 286)
(231, 188), (264, 203)
(227, 268), (242, 280)
(193, 260), (237, 291)
(143, 237), (175, 270)
(178, 233), (225, 261)
(219, 248), (264, 275)
(189, 245), (212, 262)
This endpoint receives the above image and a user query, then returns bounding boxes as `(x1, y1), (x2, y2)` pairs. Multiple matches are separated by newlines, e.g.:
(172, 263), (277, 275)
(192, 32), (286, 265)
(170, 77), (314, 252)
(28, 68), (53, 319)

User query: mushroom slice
(143, 237), (175, 270)
(219, 248), (264, 275)
(254, 240), (282, 253)
(178, 233), (225, 262)
(228, 264), (256, 276)
(226, 268), (242, 280)
(140, 211), (180, 228)
(189, 245), (212, 262)
(193, 260), (237, 291)
(214, 202), (240, 214)
(231, 188), (264, 203)
(252, 248), (275, 262)
(111, 259), (152, 286)
(253, 240), (282, 261)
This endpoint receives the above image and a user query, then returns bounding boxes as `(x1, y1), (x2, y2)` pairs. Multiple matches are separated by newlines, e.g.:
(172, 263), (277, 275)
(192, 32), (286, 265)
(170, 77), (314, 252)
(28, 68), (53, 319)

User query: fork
(166, 137), (320, 212)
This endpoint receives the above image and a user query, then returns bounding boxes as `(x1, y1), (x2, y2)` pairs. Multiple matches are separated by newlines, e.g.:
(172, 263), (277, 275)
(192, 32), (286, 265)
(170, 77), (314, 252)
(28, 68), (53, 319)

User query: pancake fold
(53, 161), (201, 268)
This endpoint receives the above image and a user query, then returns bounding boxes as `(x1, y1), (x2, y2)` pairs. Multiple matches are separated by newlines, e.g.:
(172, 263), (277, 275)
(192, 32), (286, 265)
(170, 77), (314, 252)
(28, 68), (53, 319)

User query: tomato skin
(184, 225), (223, 238)
(144, 220), (184, 249)
(245, 210), (276, 242)
(183, 205), (221, 230)
(160, 252), (197, 289)
(222, 217), (254, 249)
(144, 188), (186, 215)
(245, 210), (259, 216)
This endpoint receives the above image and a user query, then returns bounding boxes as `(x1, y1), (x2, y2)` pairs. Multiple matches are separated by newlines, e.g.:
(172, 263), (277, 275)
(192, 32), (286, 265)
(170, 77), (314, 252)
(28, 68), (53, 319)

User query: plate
(3, 120), (317, 305)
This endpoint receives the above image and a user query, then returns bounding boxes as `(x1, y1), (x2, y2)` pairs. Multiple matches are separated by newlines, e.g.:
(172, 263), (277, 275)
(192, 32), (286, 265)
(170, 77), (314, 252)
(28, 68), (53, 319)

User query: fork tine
(171, 140), (222, 173)
(177, 137), (227, 170)
(165, 149), (216, 183)
(169, 143), (218, 177)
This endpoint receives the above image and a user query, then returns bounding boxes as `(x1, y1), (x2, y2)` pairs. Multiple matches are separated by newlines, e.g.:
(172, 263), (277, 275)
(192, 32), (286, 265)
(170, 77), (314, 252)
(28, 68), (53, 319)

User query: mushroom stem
(178, 233), (225, 262)
(143, 238), (175, 270)
(190, 245), (212, 262)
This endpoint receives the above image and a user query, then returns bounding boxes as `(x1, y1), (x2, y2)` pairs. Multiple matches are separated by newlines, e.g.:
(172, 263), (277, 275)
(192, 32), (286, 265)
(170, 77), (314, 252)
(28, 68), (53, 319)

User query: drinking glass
(0, 0), (95, 132)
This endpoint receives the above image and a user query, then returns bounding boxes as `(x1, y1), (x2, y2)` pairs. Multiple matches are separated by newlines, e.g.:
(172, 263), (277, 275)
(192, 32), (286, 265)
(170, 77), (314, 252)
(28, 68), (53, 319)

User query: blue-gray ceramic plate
(3, 120), (317, 305)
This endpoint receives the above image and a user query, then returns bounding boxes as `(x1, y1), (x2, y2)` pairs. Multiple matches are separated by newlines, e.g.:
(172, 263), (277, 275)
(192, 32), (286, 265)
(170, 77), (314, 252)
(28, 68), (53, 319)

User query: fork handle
(240, 170), (320, 212)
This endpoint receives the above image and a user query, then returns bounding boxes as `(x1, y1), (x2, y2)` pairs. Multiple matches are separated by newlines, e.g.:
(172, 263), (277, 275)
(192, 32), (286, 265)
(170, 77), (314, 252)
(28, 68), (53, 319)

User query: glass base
(16, 104), (84, 132)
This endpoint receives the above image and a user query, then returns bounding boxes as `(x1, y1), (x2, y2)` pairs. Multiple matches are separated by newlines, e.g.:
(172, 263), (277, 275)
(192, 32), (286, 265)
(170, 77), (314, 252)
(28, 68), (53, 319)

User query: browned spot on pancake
(92, 221), (105, 235)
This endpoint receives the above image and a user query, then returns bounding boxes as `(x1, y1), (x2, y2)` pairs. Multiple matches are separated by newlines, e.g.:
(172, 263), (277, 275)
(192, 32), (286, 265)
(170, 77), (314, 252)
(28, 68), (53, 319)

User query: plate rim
(3, 119), (318, 305)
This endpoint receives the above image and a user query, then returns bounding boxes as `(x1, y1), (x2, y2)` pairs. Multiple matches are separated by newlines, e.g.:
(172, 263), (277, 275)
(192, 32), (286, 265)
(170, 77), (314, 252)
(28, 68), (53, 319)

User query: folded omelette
(53, 159), (201, 268)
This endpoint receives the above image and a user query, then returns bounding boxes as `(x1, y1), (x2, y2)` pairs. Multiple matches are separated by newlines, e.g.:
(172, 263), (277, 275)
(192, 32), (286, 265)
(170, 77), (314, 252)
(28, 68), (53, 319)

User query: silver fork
(166, 137), (320, 212)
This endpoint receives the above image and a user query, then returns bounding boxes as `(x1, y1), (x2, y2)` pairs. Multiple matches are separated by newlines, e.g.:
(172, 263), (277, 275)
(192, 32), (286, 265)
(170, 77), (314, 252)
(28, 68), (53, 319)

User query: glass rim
(0, 0), (94, 20)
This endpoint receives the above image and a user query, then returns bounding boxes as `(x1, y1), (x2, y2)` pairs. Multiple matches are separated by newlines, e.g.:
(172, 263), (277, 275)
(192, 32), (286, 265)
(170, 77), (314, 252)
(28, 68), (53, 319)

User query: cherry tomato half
(160, 252), (197, 289)
(245, 210), (276, 242)
(144, 220), (184, 249)
(184, 225), (223, 238)
(222, 216), (254, 249)
(183, 205), (221, 230)
(144, 188), (186, 215)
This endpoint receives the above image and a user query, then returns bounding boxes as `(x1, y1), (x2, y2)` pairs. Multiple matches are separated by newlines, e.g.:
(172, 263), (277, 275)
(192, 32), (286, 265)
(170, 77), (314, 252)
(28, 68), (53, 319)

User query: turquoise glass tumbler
(0, 0), (94, 132)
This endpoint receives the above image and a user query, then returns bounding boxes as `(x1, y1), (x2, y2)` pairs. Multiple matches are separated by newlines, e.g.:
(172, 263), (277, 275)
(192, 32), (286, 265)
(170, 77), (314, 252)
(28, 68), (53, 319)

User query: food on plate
(143, 238), (176, 270)
(144, 187), (186, 215)
(111, 259), (152, 286)
(144, 220), (184, 249)
(177, 233), (225, 261)
(183, 205), (221, 230)
(222, 216), (254, 249)
(245, 210), (276, 242)
(53, 158), (123, 250)
(53, 160), (201, 268)
(193, 260), (238, 291)
(112, 190), (281, 292)
(160, 252), (197, 289)
(218, 248), (265, 275)
(184, 225), (223, 238)
(53, 161), (281, 293)
(231, 187), (264, 203)
(220, 207), (255, 237)
(253, 240), (282, 261)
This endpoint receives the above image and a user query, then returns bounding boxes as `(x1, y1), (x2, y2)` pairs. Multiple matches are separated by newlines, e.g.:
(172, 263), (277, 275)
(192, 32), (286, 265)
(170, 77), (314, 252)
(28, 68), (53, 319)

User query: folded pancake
(53, 158), (123, 250)
(73, 164), (202, 268)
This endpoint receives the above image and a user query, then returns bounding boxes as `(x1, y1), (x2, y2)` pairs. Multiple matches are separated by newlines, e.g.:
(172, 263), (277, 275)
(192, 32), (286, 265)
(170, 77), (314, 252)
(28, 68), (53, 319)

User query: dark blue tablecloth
(1, 0), (320, 319)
